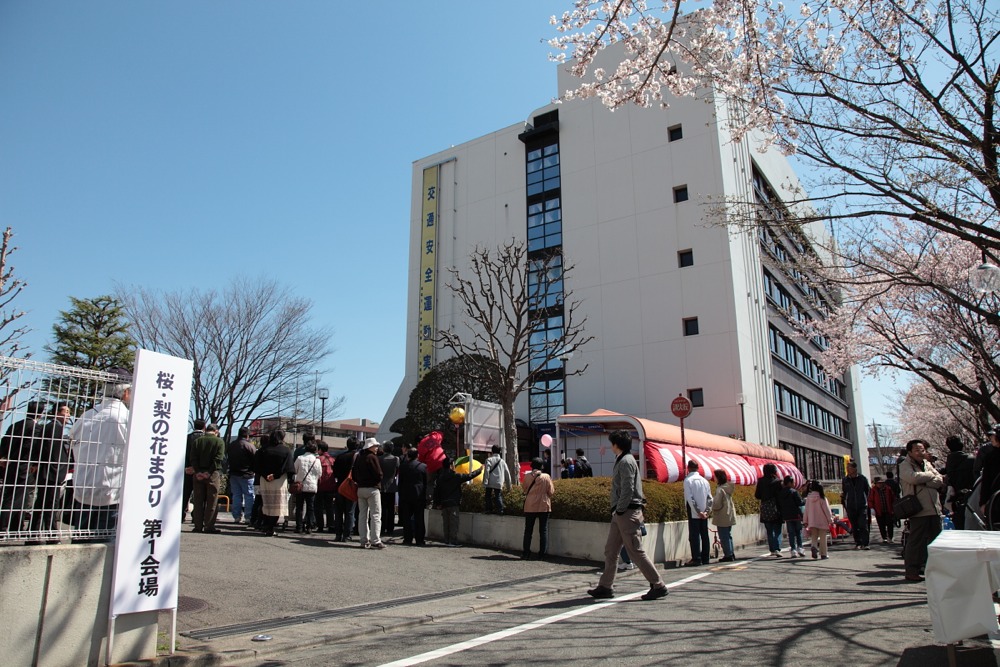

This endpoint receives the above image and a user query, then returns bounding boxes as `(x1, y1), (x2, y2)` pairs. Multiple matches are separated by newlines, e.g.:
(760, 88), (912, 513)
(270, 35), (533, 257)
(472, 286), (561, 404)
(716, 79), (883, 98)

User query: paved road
(153, 517), (999, 667)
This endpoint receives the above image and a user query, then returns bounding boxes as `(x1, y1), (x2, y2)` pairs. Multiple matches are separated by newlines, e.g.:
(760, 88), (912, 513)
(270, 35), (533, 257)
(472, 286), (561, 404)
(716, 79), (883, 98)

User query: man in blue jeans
(227, 427), (256, 524)
(683, 459), (712, 566)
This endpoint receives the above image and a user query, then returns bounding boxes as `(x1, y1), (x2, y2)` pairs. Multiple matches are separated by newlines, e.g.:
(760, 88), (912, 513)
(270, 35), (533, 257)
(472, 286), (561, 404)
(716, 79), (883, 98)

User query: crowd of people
(8, 385), (1000, 597)
(675, 430), (1000, 584)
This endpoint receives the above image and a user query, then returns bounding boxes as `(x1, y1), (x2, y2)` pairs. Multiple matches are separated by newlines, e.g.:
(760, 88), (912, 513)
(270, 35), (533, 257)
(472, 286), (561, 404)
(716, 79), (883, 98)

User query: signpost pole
(671, 393), (694, 482)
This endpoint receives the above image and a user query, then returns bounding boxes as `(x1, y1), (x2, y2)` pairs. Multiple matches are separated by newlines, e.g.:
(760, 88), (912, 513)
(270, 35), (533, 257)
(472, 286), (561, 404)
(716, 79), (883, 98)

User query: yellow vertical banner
(418, 166), (439, 378)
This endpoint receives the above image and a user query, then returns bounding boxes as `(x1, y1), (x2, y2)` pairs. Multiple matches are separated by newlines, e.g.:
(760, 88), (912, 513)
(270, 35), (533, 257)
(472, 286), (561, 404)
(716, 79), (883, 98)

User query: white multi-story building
(381, 57), (866, 481)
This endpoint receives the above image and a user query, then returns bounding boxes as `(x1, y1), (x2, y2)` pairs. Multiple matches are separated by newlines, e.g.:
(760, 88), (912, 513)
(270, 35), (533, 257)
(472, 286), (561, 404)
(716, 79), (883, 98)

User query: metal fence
(0, 356), (125, 544)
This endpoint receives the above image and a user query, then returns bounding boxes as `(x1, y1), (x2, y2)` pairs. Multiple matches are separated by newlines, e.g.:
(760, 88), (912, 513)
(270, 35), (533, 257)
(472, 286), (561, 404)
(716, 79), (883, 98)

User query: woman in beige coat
(522, 456), (555, 559)
(712, 470), (737, 561)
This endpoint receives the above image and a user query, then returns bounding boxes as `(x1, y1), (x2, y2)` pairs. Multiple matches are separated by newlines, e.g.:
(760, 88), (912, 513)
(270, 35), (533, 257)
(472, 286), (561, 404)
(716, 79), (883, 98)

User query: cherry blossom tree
(550, 0), (1000, 255)
(798, 220), (1000, 430)
(897, 378), (984, 449)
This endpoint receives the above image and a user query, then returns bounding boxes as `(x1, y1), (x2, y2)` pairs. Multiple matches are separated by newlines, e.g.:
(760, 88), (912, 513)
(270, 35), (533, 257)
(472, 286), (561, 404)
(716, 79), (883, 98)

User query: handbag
(893, 494), (922, 520)
(338, 473), (358, 502)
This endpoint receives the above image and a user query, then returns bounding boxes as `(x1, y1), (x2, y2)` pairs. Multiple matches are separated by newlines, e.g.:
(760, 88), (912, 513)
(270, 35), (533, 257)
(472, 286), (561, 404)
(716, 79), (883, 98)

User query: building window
(668, 125), (683, 142)
(683, 317), (699, 336)
(529, 378), (565, 424)
(528, 197), (562, 253)
(673, 185), (689, 203)
(527, 142), (561, 197)
(678, 249), (694, 267)
(688, 388), (704, 407)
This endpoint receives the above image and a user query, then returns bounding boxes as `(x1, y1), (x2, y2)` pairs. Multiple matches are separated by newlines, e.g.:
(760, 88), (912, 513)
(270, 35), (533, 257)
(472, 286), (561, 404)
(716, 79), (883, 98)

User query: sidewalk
(119, 516), (1000, 666)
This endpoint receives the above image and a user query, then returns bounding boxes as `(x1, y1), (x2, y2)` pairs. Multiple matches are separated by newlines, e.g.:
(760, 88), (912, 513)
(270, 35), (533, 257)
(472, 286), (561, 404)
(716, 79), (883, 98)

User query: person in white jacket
(483, 445), (512, 515)
(68, 369), (131, 537)
(293, 442), (322, 534)
(683, 459), (712, 566)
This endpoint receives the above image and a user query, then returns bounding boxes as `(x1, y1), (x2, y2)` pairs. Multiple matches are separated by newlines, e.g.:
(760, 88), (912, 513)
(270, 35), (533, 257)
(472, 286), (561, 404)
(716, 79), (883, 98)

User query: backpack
(576, 458), (593, 477)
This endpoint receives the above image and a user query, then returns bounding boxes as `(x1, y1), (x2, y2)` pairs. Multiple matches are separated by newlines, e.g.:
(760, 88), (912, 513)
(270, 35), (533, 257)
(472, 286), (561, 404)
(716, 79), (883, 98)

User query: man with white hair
(352, 438), (385, 549)
(68, 368), (132, 538)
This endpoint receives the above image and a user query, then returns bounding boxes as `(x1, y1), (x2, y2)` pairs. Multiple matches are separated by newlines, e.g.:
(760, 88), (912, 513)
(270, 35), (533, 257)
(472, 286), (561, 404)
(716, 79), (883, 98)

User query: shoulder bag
(290, 459), (317, 495)
(893, 493), (922, 520)
(338, 451), (360, 502)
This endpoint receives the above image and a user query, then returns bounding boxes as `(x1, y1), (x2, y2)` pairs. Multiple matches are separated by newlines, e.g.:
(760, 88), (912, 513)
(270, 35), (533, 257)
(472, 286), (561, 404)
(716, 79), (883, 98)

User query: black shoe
(521, 552), (530, 560)
(204, 528), (221, 534)
(588, 586), (615, 599)
(192, 527), (203, 533)
(641, 585), (669, 601)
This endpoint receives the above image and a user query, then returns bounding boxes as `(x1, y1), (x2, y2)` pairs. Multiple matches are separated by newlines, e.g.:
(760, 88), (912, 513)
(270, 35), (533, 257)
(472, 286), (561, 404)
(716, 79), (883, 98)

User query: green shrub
(459, 478), (823, 524)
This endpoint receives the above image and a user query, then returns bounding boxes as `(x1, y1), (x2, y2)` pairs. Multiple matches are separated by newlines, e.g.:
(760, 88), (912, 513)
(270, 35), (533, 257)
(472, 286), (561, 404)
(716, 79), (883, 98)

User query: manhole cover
(177, 596), (210, 613)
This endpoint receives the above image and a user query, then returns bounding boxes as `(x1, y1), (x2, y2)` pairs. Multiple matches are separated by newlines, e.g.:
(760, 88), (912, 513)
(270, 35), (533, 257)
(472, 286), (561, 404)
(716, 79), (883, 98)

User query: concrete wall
(0, 543), (158, 667)
(426, 511), (770, 563)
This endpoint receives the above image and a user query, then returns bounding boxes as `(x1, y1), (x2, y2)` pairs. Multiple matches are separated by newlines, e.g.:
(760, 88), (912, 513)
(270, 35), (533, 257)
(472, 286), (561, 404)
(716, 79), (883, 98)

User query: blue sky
(0, 1), (896, 430)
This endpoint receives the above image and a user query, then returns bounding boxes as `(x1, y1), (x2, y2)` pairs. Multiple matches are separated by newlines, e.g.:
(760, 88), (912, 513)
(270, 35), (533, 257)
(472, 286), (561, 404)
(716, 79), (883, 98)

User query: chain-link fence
(0, 356), (126, 544)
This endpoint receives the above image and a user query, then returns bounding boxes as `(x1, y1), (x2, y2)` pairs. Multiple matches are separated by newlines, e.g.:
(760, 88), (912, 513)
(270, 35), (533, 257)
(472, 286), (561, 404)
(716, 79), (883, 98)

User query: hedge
(460, 478), (841, 524)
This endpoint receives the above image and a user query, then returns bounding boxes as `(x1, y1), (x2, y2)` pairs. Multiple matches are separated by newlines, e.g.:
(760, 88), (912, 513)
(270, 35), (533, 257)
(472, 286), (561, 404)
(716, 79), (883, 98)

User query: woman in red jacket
(868, 476), (896, 544)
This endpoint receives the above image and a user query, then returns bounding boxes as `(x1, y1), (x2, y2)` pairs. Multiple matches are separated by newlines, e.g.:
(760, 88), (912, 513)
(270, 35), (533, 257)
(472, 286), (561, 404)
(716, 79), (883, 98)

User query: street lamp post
(317, 388), (329, 439)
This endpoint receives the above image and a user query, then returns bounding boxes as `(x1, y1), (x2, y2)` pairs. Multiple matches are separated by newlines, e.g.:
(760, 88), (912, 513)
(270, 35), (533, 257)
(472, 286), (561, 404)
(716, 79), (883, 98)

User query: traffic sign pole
(671, 394), (694, 479)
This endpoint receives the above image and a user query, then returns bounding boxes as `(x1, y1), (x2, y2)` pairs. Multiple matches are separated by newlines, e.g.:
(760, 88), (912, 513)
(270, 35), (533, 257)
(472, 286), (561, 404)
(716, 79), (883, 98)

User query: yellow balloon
(454, 456), (483, 485)
(449, 407), (466, 424)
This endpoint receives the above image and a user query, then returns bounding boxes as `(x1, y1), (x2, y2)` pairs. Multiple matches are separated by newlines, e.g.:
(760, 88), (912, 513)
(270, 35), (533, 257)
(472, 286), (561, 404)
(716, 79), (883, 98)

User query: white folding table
(925, 530), (1000, 644)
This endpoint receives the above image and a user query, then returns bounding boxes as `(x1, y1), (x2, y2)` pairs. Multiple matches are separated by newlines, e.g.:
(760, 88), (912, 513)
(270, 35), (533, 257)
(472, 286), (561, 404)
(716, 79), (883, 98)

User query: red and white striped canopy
(644, 441), (761, 486)
(744, 456), (806, 488)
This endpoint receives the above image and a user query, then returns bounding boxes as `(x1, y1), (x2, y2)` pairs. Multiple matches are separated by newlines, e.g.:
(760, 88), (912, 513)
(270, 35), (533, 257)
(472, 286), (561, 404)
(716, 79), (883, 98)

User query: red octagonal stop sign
(671, 396), (693, 419)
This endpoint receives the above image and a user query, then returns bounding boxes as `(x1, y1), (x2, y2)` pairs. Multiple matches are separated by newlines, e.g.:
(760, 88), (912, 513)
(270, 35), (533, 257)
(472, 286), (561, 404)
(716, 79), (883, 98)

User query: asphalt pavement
(121, 516), (1000, 667)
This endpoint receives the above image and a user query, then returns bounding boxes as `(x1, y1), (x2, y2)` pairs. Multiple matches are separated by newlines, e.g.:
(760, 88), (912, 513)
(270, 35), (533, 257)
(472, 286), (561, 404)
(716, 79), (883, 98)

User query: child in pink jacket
(803, 480), (835, 560)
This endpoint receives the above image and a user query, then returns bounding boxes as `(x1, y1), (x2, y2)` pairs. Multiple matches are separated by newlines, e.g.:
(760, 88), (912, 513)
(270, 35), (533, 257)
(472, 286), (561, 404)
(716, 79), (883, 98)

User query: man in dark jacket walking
(432, 456), (482, 546)
(397, 448), (427, 545)
(842, 461), (871, 549)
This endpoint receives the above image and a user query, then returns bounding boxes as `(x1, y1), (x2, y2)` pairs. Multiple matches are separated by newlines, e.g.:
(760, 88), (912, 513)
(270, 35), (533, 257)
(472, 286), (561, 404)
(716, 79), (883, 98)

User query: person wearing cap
(188, 423), (226, 533)
(868, 476), (895, 543)
(588, 430), (668, 601)
(67, 368), (132, 537)
(353, 438), (385, 549)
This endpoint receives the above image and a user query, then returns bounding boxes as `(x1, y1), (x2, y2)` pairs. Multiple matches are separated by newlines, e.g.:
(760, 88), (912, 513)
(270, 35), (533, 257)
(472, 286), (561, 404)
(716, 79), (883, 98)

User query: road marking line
(378, 572), (712, 667)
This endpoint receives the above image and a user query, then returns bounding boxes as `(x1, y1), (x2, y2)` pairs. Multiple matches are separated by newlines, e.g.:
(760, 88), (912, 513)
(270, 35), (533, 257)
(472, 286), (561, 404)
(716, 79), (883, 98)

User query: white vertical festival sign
(110, 349), (193, 617)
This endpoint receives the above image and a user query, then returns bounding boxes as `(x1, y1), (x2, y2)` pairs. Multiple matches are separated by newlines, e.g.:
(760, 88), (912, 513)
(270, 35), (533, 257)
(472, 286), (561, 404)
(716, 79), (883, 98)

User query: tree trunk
(502, 397), (519, 485)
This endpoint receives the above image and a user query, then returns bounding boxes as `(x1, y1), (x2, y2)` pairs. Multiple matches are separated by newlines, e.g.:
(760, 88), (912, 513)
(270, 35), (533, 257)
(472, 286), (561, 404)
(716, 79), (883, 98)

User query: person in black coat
(432, 456), (482, 546)
(29, 403), (73, 536)
(0, 401), (43, 535)
(842, 461), (871, 549)
(332, 436), (360, 541)
(943, 435), (975, 530)
(253, 430), (294, 536)
(755, 463), (784, 557)
(397, 449), (427, 545)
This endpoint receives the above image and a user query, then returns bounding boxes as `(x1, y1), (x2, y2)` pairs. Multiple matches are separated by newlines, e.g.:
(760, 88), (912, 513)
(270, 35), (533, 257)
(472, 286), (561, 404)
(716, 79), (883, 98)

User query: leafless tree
(435, 241), (594, 477)
(0, 228), (30, 366)
(116, 277), (341, 442)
